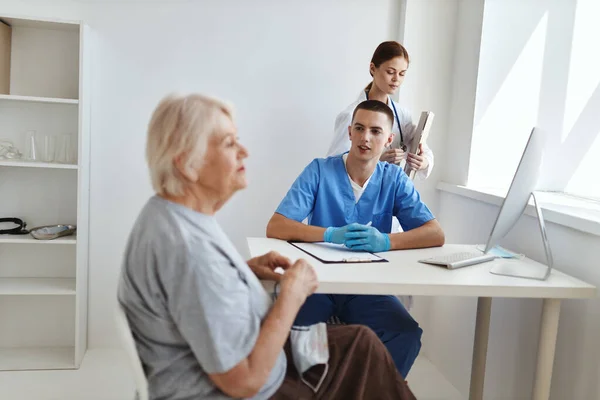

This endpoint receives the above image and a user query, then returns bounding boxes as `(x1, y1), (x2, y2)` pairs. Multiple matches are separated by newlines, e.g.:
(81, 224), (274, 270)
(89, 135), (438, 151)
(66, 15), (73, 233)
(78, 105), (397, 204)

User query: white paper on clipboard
(290, 242), (387, 263)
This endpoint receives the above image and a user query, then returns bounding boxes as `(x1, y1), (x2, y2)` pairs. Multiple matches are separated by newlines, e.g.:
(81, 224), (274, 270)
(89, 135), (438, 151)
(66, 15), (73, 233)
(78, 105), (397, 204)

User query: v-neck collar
(342, 153), (373, 190)
(335, 154), (382, 210)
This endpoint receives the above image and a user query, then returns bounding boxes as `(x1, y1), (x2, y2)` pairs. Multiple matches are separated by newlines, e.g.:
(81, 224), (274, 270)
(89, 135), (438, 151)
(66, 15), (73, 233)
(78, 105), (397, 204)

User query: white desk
(247, 238), (596, 400)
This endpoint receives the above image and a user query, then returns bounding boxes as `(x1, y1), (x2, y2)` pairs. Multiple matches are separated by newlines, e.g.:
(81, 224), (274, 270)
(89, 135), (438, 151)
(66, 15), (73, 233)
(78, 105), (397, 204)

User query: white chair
(115, 303), (149, 400)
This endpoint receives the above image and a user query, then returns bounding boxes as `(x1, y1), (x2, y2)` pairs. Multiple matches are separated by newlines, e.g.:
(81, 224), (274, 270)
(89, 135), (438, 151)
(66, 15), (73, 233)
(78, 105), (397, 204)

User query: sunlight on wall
(562, 0), (600, 140)
(468, 13), (548, 190)
(566, 133), (600, 200)
(564, 0), (600, 200)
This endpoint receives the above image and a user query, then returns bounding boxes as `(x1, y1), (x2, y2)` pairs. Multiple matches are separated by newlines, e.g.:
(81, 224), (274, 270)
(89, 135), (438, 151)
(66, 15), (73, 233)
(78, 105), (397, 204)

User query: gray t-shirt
(118, 196), (286, 400)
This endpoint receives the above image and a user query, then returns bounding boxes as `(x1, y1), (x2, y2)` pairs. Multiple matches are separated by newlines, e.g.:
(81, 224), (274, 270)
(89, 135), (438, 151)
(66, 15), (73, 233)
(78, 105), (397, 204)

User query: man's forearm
(266, 213), (326, 242)
(389, 219), (445, 250)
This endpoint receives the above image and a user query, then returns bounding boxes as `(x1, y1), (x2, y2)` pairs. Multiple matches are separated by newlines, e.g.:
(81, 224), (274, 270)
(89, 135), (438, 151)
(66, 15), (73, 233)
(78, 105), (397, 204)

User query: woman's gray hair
(146, 93), (234, 196)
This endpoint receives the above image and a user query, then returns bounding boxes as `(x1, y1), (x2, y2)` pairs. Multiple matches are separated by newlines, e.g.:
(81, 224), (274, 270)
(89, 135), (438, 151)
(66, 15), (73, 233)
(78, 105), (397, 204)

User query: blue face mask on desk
(477, 245), (522, 259)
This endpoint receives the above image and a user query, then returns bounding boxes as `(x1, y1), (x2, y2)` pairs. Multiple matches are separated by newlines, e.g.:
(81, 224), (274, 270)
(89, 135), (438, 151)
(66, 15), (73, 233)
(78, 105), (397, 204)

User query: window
(467, 0), (600, 201)
(562, 0), (600, 201)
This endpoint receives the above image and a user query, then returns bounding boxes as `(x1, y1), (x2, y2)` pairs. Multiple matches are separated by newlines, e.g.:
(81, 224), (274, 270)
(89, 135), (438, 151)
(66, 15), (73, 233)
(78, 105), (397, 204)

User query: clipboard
(288, 241), (388, 264)
(404, 111), (434, 179)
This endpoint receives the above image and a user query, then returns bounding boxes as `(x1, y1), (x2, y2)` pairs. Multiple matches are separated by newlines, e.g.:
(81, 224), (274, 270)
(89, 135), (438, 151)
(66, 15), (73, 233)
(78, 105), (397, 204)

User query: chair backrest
(115, 303), (150, 400)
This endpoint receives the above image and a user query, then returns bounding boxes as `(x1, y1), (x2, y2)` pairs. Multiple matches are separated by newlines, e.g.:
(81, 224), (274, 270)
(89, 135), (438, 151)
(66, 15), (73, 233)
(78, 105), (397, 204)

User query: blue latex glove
(344, 225), (391, 252)
(323, 223), (365, 244)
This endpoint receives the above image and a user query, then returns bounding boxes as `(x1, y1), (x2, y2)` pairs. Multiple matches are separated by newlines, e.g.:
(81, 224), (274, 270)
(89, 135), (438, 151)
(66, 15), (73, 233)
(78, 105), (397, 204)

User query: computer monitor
(483, 127), (553, 280)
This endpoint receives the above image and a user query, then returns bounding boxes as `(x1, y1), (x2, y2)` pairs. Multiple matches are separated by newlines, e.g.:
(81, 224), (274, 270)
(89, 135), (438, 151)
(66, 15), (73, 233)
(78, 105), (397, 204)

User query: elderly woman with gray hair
(117, 93), (416, 400)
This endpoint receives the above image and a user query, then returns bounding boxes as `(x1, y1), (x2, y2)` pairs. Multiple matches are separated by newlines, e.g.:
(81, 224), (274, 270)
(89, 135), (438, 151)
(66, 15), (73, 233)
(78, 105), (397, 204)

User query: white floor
(0, 349), (464, 400)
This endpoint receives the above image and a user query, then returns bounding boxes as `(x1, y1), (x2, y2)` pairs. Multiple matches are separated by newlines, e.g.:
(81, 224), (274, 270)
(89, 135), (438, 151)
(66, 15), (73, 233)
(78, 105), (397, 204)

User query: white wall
(548, 0), (600, 199)
(0, 0), (408, 348)
(396, 0), (461, 339)
(469, 0), (548, 189)
(442, 0), (485, 186)
(469, 0), (579, 191)
(400, 0), (459, 213)
(420, 0), (600, 398)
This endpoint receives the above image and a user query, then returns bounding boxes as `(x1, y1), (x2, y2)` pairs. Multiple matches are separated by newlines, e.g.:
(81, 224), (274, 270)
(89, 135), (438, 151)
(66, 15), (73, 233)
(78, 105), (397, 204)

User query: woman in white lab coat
(326, 41), (434, 180)
(327, 42), (433, 311)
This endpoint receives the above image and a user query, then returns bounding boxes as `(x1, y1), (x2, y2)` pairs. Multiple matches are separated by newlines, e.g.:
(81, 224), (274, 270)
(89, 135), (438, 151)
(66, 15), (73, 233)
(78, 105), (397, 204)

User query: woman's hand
(380, 148), (405, 164)
(280, 259), (318, 304)
(211, 258), (316, 398)
(247, 251), (292, 282)
(406, 143), (429, 171)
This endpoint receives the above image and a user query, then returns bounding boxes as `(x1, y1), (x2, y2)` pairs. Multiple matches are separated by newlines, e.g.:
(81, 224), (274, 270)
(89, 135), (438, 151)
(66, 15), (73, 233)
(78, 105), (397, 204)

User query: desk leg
(532, 298), (561, 400)
(469, 297), (492, 400)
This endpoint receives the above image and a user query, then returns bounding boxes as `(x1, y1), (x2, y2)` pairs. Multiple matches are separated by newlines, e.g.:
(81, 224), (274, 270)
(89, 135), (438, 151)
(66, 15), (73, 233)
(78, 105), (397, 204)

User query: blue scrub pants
(294, 294), (422, 378)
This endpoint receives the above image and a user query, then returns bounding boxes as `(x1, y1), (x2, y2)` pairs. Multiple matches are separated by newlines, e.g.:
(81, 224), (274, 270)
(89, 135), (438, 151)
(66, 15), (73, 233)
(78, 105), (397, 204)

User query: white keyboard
(419, 252), (496, 270)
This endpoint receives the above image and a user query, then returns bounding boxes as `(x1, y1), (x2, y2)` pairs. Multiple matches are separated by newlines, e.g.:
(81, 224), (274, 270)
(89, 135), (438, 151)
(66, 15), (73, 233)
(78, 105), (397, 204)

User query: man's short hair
(351, 100), (394, 130)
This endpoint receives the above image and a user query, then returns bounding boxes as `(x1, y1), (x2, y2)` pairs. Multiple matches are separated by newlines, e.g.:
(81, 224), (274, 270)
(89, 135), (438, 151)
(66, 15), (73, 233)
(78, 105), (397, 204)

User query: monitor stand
(489, 192), (553, 281)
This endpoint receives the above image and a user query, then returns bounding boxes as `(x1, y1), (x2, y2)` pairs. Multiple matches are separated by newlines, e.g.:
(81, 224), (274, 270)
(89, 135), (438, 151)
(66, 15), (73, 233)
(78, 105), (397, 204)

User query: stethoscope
(0, 218), (29, 235)
(364, 89), (406, 151)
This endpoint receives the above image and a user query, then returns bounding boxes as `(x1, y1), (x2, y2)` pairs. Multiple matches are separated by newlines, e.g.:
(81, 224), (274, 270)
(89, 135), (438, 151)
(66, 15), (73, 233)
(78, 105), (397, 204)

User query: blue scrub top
(275, 154), (435, 233)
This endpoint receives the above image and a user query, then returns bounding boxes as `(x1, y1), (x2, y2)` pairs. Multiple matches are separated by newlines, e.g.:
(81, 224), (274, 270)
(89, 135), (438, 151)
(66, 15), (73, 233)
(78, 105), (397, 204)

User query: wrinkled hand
(280, 259), (319, 304)
(324, 223), (365, 244)
(247, 251), (292, 282)
(344, 225), (391, 253)
(406, 143), (429, 171)
(380, 147), (405, 165)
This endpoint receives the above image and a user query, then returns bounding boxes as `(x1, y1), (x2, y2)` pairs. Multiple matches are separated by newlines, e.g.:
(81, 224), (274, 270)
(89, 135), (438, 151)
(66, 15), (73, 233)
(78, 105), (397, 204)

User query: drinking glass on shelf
(43, 134), (56, 163)
(25, 130), (38, 161)
(55, 134), (72, 164)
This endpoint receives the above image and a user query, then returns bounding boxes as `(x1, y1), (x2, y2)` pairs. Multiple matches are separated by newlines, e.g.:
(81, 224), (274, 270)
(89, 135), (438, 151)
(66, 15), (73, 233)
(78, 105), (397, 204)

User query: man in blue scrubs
(266, 99), (445, 378)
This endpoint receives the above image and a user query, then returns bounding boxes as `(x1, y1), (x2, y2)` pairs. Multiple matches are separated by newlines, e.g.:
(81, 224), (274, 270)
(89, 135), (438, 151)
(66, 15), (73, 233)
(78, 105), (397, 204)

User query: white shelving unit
(0, 14), (90, 371)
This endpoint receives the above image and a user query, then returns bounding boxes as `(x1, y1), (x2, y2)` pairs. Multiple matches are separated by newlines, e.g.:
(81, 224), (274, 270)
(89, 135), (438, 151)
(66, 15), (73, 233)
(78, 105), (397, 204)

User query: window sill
(437, 182), (600, 237)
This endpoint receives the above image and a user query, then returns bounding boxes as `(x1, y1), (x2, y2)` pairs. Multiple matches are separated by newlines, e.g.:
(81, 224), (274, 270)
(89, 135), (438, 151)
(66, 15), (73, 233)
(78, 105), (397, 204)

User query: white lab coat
(326, 91), (435, 180)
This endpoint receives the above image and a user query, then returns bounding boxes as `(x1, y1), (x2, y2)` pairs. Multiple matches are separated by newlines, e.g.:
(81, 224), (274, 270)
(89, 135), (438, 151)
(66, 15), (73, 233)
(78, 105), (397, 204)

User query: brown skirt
(270, 324), (417, 400)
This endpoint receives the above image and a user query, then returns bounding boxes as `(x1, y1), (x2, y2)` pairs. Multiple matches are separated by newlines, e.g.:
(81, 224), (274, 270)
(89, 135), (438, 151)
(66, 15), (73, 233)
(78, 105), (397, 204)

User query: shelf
(0, 347), (74, 371)
(0, 15), (80, 31)
(0, 12), (88, 375)
(0, 160), (78, 169)
(0, 278), (75, 295)
(0, 235), (76, 245)
(0, 94), (78, 105)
